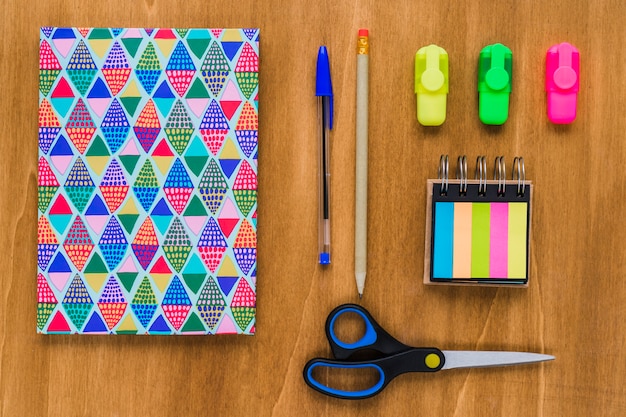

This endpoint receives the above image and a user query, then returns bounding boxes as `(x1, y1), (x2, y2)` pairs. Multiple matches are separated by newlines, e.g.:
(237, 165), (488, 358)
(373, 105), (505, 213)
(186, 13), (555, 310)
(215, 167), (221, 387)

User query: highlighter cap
(546, 42), (579, 124)
(415, 44), (449, 126)
(478, 43), (512, 125)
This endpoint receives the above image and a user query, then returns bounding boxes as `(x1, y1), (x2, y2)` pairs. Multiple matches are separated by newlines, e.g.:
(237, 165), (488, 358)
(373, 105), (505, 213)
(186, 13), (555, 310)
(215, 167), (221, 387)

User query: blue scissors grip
(327, 306), (378, 350)
(303, 359), (386, 400)
(325, 304), (410, 360)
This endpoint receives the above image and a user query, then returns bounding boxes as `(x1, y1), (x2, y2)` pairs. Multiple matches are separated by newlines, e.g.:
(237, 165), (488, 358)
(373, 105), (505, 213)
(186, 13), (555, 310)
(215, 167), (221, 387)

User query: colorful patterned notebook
(37, 27), (258, 334)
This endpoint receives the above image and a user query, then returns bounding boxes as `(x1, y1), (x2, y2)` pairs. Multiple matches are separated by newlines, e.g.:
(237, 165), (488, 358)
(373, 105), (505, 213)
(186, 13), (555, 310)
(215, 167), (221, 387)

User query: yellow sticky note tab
(508, 202), (528, 278)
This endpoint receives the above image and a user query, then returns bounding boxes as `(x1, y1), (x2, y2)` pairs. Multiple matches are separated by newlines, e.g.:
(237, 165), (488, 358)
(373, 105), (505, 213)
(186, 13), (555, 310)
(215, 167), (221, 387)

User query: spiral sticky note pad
(424, 157), (532, 287)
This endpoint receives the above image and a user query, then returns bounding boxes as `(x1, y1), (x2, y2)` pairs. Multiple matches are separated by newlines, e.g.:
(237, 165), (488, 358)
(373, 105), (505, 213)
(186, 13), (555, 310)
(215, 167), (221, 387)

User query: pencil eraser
(478, 43), (512, 125)
(358, 28), (368, 37)
(415, 44), (448, 126)
(546, 42), (579, 124)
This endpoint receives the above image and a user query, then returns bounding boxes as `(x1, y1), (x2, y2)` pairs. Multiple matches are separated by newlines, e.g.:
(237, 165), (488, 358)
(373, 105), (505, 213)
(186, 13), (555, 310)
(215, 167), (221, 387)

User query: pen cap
(478, 43), (512, 125)
(415, 45), (448, 126)
(316, 46), (333, 96)
(546, 42), (579, 124)
(316, 46), (334, 128)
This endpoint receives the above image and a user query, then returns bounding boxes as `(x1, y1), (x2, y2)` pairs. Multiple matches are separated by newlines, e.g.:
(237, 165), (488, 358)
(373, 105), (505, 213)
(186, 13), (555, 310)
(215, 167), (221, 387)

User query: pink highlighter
(546, 42), (580, 124)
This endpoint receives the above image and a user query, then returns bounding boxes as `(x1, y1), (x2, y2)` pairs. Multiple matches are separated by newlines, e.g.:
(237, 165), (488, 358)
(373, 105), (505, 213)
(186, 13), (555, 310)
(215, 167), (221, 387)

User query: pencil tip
(359, 293), (363, 299)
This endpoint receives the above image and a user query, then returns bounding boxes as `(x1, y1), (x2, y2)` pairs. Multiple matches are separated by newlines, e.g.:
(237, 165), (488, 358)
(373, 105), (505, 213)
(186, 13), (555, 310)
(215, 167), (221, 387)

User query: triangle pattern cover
(38, 27), (259, 335)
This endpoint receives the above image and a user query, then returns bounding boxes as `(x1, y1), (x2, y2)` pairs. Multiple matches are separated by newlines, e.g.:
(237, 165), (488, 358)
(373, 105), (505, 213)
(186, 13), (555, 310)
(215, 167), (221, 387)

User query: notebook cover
(37, 27), (258, 334)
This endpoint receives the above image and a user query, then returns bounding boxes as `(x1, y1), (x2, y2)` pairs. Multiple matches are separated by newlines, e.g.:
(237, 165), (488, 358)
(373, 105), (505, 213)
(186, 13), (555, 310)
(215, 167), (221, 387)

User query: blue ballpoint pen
(316, 46), (333, 265)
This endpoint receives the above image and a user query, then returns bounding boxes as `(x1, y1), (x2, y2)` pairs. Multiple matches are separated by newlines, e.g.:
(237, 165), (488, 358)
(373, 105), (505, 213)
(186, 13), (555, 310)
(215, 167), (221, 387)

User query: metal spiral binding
(438, 155), (449, 195)
(512, 157), (526, 197)
(494, 156), (506, 196)
(474, 155), (487, 195)
(456, 155), (468, 195)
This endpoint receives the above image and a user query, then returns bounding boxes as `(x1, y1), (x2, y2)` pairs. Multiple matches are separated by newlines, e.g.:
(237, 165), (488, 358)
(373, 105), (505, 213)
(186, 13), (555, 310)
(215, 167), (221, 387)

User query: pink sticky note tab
(489, 203), (508, 278)
(546, 42), (580, 124)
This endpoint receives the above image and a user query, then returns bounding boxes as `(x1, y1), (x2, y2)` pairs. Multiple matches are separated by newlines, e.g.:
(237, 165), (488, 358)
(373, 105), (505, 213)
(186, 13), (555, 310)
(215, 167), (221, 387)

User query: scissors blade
(441, 351), (555, 370)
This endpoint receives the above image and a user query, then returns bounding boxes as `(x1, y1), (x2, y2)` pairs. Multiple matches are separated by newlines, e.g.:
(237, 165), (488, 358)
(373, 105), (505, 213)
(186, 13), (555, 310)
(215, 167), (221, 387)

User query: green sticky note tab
(471, 203), (490, 278)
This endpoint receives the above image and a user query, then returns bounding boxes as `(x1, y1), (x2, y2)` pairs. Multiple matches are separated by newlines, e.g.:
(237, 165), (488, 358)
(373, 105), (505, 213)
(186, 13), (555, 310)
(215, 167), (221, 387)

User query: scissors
(303, 304), (554, 400)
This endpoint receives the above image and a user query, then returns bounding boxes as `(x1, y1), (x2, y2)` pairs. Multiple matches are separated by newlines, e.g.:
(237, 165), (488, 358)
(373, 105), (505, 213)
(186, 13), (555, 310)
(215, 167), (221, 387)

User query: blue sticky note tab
(433, 202), (454, 279)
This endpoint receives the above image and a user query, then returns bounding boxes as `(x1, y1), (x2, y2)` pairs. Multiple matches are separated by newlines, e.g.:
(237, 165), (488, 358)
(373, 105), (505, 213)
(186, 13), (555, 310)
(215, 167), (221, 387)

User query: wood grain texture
(2, 0), (626, 415)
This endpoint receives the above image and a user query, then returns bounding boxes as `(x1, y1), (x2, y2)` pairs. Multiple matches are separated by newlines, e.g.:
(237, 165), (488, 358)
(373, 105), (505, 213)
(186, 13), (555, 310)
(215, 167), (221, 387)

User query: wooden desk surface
(2, 0), (626, 415)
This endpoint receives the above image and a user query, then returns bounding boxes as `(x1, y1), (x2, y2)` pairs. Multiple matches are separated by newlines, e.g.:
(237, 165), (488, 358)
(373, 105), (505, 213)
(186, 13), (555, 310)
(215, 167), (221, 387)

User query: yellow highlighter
(415, 45), (448, 126)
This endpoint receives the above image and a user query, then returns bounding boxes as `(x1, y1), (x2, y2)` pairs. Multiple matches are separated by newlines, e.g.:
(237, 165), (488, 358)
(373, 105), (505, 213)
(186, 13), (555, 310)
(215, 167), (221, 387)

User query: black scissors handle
(324, 304), (410, 360)
(303, 304), (445, 399)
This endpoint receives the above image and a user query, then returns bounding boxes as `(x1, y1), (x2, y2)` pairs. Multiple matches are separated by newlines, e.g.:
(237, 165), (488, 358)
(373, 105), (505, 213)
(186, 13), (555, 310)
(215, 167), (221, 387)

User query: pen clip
(485, 43), (510, 91)
(421, 45), (445, 92)
(553, 43), (578, 90)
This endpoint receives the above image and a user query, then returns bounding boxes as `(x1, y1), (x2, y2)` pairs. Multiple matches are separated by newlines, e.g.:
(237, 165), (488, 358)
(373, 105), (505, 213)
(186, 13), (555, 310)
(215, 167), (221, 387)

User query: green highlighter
(478, 43), (512, 125)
